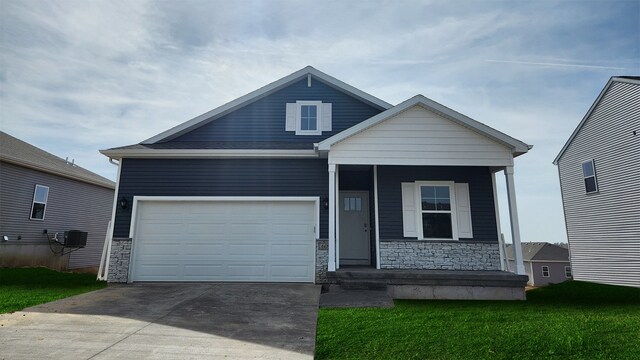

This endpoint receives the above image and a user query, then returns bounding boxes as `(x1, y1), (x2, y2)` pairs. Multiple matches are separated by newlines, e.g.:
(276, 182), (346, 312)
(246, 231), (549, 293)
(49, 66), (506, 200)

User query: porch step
(329, 269), (529, 288)
(338, 279), (388, 291)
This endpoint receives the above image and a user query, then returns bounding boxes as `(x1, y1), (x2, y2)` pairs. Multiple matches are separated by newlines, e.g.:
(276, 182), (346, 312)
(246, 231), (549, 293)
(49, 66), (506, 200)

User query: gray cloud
(1, 0), (638, 243)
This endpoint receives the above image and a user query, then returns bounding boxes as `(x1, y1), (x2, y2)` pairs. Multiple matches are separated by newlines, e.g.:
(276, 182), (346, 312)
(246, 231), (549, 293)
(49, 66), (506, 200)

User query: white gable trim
(553, 76), (640, 165)
(142, 66), (392, 144)
(317, 95), (531, 155)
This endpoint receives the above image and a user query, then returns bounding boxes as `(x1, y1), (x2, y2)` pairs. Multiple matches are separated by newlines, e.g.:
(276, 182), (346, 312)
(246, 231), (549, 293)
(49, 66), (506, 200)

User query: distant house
(506, 243), (571, 286)
(554, 76), (640, 288)
(0, 131), (115, 271)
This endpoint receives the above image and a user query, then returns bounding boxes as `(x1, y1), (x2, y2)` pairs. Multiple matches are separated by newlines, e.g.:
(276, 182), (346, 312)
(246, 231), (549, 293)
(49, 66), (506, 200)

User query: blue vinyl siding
(114, 158), (329, 238)
(170, 77), (383, 146)
(377, 166), (498, 242)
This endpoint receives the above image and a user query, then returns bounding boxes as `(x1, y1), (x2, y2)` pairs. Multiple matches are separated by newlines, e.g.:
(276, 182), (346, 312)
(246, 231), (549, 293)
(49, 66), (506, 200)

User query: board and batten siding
(171, 77), (384, 146)
(0, 161), (114, 270)
(328, 106), (514, 166)
(377, 165), (498, 242)
(114, 158), (329, 239)
(557, 80), (640, 288)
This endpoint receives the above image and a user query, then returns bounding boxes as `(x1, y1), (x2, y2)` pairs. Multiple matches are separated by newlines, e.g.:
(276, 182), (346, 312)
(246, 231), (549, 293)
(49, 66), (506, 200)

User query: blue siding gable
(170, 77), (384, 147)
(377, 166), (498, 242)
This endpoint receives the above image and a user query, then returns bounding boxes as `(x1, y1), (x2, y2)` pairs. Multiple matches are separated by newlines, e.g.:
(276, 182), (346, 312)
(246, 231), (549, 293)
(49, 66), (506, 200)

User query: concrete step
(338, 280), (388, 291)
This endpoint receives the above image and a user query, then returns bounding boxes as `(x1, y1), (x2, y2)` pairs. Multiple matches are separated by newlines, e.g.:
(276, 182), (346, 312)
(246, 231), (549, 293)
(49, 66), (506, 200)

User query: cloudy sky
(1, 0), (638, 243)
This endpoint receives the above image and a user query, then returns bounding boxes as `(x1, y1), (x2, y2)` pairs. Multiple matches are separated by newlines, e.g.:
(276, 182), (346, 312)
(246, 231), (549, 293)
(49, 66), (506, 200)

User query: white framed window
(542, 266), (550, 277)
(295, 101), (322, 135)
(582, 160), (598, 194)
(30, 184), (49, 220)
(415, 181), (458, 240)
(285, 101), (332, 135)
(565, 266), (572, 278)
(401, 181), (473, 240)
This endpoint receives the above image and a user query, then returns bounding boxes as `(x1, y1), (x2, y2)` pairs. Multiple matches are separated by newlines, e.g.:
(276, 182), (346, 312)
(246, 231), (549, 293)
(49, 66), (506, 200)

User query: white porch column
(504, 165), (525, 275)
(328, 163), (336, 272)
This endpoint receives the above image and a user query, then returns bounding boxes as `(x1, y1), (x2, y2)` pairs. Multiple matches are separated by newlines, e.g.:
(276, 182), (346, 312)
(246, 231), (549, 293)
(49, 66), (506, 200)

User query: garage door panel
(270, 265), (313, 279)
(228, 244), (267, 256)
(184, 243), (226, 255)
(271, 244), (313, 256)
(132, 200), (316, 282)
(186, 222), (228, 234)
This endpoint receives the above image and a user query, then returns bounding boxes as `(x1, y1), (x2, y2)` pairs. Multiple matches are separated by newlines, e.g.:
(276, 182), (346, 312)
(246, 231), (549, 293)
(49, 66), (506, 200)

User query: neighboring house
(0, 131), (115, 271)
(506, 242), (571, 286)
(554, 76), (640, 288)
(100, 66), (531, 299)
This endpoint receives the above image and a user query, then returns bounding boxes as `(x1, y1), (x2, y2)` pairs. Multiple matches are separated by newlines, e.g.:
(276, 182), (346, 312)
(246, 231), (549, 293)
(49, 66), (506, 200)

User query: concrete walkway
(0, 283), (321, 360)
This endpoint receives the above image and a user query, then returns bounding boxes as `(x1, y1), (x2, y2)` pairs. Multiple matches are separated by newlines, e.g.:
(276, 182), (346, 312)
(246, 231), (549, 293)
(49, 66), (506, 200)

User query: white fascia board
(99, 148), (320, 159)
(318, 95), (531, 155)
(553, 77), (639, 165)
(142, 66), (392, 144)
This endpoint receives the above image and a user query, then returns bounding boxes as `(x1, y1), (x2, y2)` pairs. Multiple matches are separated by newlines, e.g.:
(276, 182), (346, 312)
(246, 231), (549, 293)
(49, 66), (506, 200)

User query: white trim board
(318, 95), (531, 156)
(141, 66), (392, 144)
(99, 149), (321, 159)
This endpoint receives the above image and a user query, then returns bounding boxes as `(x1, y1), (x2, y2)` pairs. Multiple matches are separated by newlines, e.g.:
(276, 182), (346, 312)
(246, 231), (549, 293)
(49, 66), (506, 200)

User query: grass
(0, 267), (107, 314)
(316, 281), (640, 359)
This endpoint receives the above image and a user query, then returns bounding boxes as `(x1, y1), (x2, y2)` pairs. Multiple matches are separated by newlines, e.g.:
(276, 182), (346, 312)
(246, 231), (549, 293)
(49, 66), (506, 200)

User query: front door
(339, 191), (371, 266)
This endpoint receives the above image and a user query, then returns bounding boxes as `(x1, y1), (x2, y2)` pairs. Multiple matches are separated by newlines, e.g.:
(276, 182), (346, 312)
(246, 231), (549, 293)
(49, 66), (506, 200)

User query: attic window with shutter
(285, 101), (332, 135)
(401, 181), (473, 240)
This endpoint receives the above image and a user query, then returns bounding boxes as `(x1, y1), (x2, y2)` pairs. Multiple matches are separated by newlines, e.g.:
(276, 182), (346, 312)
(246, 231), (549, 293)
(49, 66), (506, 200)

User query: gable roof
(0, 131), (115, 189)
(553, 76), (640, 164)
(506, 242), (569, 262)
(141, 66), (393, 144)
(317, 95), (531, 156)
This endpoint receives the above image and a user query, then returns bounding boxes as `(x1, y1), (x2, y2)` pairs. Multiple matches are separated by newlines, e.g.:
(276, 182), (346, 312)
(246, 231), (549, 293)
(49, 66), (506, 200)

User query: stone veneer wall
(107, 237), (132, 283)
(316, 239), (329, 283)
(380, 240), (501, 270)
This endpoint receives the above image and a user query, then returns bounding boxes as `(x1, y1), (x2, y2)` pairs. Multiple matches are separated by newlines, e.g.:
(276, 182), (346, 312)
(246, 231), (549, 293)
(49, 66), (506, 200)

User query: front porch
(316, 97), (531, 300)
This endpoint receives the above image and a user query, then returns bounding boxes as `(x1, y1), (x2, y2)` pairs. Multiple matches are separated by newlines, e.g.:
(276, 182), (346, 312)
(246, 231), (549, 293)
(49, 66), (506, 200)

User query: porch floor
(329, 268), (528, 288)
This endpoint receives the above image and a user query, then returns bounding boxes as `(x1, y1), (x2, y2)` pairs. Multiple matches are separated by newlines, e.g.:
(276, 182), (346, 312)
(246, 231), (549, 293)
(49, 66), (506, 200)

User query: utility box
(64, 230), (87, 248)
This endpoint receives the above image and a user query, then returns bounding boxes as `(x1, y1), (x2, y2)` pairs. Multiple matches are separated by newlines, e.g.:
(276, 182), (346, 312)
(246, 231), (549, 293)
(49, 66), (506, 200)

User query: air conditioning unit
(63, 230), (87, 248)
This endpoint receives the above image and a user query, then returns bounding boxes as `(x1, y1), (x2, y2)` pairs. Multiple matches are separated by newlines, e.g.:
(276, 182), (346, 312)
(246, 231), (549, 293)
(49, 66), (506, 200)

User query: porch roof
(317, 95), (531, 156)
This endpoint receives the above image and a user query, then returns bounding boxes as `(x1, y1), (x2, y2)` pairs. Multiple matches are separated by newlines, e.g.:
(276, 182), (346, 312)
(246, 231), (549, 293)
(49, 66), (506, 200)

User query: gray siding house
(101, 67), (531, 299)
(506, 243), (571, 286)
(554, 76), (640, 288)
(0, 132), (115, 271)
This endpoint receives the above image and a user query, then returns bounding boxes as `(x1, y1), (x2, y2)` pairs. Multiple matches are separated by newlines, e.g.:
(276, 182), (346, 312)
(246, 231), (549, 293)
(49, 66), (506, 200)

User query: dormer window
(286, 101), (332, 135)
(298, 102), (321, 134)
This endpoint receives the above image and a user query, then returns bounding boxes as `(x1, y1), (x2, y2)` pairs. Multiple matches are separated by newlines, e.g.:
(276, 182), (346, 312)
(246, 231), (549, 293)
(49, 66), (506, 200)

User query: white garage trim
(126, 196), (320, 283)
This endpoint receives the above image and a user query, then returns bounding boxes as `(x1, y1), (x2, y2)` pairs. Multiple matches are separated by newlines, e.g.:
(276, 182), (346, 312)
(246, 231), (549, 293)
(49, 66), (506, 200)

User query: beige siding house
(554, 77), (640, 288)
(0, 131), (115, 271)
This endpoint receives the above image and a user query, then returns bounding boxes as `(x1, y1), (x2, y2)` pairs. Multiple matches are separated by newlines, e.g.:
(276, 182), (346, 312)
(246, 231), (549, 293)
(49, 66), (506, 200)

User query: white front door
(339, 191), (371, 266)
(130, 199), (317, 282)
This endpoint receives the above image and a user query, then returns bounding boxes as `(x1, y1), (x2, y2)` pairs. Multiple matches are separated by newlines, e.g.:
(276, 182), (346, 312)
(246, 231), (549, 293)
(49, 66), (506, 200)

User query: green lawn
(0, 267), (107, 314)
(316, 281), (640, 360)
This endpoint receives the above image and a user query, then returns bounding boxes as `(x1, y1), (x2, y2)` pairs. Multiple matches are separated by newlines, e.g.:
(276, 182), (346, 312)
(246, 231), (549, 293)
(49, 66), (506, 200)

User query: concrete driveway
(0, 283), (321, 360)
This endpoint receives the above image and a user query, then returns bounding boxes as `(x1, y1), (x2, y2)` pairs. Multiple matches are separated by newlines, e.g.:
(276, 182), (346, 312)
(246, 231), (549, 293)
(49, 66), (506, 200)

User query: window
(344, 197), (362, 211)
(582, 160), (598, 193)
(418, 182), (455, 239)
(30, 184), (49, 220)
(285, 101), (331, 135)
(542, 266), (550, 277)
(295, 101), (322, 135)
(300, 105), (318, 131)
(565, 266), (572, 278)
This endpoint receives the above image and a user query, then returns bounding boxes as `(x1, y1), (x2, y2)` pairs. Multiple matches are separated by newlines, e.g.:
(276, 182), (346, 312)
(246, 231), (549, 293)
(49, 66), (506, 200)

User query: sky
(1, 0), (639, 243)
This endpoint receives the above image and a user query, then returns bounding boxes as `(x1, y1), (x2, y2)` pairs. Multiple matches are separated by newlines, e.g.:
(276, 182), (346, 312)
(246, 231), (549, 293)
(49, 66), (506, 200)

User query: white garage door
(130, 199), (317, 282)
